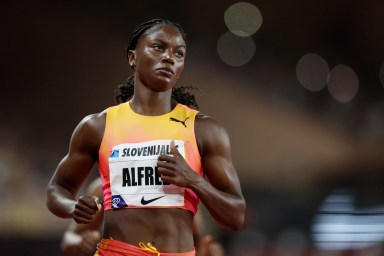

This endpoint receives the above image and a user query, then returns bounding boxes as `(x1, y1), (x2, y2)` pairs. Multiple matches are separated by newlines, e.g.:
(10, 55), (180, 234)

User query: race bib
(109, 140), (185, 209)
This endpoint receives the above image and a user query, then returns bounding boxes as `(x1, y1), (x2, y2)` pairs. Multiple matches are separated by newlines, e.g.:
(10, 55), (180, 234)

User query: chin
(150, 79), (176, 91)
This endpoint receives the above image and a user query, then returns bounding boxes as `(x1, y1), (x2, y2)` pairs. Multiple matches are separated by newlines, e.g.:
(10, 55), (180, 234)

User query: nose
(162, 50), (175, 64)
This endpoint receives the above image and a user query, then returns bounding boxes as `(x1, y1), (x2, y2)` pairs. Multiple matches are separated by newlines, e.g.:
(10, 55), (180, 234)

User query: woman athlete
(47, 18), (245, 255)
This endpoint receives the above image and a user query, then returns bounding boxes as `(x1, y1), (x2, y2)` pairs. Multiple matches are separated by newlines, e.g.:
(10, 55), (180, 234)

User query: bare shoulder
(78, 111), (106, 132)
(76, 110), (106, 134)
(195, 113), (231, 155)
(195, 113), (225, 131)
(70, 110), (107, 152)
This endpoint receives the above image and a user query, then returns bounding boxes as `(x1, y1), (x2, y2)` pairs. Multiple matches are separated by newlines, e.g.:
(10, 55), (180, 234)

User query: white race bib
(109, 140), (185, 209)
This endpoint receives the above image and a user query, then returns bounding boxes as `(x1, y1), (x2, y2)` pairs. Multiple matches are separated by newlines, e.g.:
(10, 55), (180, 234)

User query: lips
(157, 67), (174, 76)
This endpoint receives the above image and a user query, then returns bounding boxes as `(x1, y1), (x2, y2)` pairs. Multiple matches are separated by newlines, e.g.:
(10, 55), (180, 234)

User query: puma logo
(169, 117), (189, 127)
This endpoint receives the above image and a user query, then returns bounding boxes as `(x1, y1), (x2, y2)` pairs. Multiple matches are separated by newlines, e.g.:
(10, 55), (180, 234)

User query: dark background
(1, 0), (384, 255)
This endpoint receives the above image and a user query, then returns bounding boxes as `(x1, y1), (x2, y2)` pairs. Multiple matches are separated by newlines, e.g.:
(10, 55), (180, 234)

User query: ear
(127, 50), (136, 70)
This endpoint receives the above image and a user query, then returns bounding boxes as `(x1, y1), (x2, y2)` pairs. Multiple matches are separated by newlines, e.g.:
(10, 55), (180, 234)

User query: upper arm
(50, 113), (106, 196)
(195, 114), (243, 197)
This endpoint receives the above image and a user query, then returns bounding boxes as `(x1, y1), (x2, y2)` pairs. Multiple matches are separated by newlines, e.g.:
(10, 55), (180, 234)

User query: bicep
(53, 151), (95, 195)
(50, 116), (102, 195)
(198, 118), (242, 195)
(203, 147), (242, 196)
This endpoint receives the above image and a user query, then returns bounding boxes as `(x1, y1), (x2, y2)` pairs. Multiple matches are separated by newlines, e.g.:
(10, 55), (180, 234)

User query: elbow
(46, 185), (56, 214)
(232, 216), (245, 231)
(224, 200), (246, 231)
(227, 220), (243, 231)
(45, 180), (76, 218)
(46, 184), (67, 217)
(46, 200), (56, 215)
(232, 201), (246, 231)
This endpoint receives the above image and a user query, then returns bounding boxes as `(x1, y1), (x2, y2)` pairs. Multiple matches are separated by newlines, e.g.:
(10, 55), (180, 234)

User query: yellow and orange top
(98, 102), (203, 214)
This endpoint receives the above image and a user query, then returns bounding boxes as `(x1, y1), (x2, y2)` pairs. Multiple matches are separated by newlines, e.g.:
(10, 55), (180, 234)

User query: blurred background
(1, 0), (384, 255)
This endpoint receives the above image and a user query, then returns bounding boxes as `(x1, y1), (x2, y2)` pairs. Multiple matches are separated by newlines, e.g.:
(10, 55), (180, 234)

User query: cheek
(137, 55), (156, 68)
(135, 58), (156, 78)
(175, 62), (185, 76)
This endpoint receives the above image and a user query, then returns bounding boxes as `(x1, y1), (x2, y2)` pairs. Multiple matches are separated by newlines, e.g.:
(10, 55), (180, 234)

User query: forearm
(190, 177), (245, 230)
(46, 183), (77, 218)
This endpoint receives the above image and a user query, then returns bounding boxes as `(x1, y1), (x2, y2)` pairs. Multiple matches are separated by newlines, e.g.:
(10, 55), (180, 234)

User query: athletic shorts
(95, 238), (196, 256)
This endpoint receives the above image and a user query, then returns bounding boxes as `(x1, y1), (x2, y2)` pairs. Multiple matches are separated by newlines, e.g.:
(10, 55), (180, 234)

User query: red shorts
(95, 238), (196, 256)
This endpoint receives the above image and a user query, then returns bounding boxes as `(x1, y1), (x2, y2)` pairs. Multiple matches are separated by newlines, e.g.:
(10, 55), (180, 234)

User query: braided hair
(114, 18), (199, 110)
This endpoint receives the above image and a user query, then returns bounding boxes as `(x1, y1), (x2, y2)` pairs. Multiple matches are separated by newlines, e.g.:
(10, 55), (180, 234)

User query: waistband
(95, 238), (196, 256)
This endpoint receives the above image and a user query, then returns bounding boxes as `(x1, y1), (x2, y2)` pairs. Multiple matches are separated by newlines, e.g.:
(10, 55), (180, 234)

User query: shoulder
(195, 113), (231, 155)
(70, 110), (107, 152)
(80, 109), (107, 126)
(195, 113), (227, 134)
(76, 110), (107, 133)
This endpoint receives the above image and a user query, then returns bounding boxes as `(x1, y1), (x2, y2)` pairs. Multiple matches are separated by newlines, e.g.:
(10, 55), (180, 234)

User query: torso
(91, 102), (204, 252)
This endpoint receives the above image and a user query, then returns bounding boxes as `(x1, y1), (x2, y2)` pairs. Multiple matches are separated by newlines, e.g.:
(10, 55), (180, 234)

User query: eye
(175, 50), (185, 58)
(153, 44), (163, 51)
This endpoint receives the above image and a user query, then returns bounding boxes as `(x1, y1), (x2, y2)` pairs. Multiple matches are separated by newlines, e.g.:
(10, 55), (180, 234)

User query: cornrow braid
(126, 18), (187, 54)
(114, 18), (199, 109)
(114, 76), (134, 104)
(171, 85), (200, 110)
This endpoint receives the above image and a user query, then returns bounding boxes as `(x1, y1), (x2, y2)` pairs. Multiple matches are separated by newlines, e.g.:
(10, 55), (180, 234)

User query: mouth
(157, 67), (174, 76)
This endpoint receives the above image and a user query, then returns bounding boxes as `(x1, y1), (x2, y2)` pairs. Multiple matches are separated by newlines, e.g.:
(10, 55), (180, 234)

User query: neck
(129, 90), (176, 116)
(130, 75), (178, 115)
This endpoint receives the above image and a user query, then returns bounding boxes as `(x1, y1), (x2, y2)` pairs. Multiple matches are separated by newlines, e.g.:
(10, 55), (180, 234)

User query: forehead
(140, 24), (186, 46)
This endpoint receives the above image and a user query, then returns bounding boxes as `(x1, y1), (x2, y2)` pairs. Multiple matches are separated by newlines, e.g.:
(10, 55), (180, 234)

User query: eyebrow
(152, 38), (186, 49)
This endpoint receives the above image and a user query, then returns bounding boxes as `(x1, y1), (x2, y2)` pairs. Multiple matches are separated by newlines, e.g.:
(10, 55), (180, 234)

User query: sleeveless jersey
(98, 102), (203, 214)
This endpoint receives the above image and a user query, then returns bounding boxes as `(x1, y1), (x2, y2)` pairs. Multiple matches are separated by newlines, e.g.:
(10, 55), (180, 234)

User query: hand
(157, 140), (201, 188)
(73, 195), (101, 224)
(197, 235), (225, 256)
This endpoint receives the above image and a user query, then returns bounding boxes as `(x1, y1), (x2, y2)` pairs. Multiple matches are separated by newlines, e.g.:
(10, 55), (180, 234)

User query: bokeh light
(296, 53), (330, 91)
(327, 64), (359, 103)
(312, 189), (384, 251)
(380, 62), (384, 88)
(224, 2), (263, 37)
(217, 31), (255, 67)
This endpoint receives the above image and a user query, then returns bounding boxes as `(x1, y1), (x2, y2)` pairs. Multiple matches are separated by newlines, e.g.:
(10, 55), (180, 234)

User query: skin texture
(47, 23), (245, 253)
